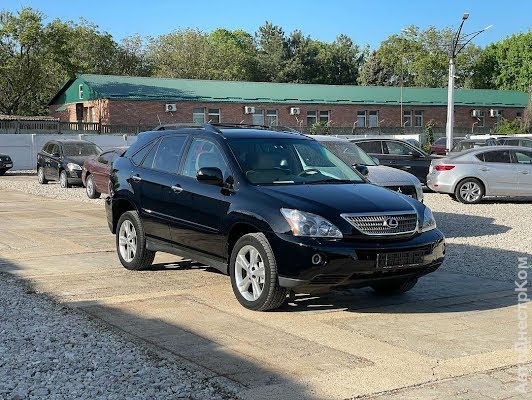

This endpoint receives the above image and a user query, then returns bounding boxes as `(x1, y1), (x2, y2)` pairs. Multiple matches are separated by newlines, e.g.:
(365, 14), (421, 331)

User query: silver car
(427, 146), (532, 204)
(313, 136), (424, 201)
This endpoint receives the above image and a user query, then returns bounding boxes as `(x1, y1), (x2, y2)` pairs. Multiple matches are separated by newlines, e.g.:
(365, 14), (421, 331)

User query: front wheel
(116, 211), (155, 270)
(371, 278), (418, 295)
(454, 178), (484, 204)
(229, 233), (288, 311)
(38, 167), (48, 184)
(85, 175), (101, 199)
(59, 170), (70, 188)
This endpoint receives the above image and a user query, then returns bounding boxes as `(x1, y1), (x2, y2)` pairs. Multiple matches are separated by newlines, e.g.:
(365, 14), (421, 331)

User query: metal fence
(0, 120), (153, 135)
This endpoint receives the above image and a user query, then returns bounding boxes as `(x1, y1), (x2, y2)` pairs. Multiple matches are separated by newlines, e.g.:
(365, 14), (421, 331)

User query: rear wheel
(85, 175), (101, 199)
(116, 211), (155, 271)
(454, 178), (484, 204)
(37, 167), (48, 184)
(371, 278), (418, 295)
(229, 233), (288, 311)
(59, 170), (70, 188)
(0, 169), (6, 176)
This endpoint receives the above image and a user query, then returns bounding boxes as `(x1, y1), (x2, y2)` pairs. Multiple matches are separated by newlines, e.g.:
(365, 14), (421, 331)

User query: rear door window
(482, 150), (512, 163)
(356, 141), (382, 154)
(149, 135), (187, 174)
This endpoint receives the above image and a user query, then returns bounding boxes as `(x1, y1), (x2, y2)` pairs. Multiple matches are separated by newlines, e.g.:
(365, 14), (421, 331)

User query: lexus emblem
(383, 217), (399, 229)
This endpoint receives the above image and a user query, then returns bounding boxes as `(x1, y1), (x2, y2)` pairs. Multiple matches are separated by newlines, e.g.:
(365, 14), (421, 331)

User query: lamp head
(462, 12), (470, 20)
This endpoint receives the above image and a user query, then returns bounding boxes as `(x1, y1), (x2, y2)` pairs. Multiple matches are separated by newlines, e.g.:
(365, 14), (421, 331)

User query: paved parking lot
(0, 174), (530, 399)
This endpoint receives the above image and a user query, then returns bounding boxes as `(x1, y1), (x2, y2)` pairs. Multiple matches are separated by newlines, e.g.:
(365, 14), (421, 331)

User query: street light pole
(445, 13), (492, 152)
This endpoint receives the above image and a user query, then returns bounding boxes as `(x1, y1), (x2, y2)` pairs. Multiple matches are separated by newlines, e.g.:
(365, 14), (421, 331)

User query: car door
(92, 151), (114, 192)
(477, 150), (519, 195)
(169, 137), (232, 258)
(48, 143), (62, 180)
(38, 142), (52, 178)
(381, 140), (431, 183)
(132, 135), (189, 241)
(512, 149), (532, 195)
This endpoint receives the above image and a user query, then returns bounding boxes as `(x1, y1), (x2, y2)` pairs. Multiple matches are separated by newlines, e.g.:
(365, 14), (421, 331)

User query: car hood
(366, 165), (420, 186)
(64, 155), (94, 166)
(256, 182), (418, 215)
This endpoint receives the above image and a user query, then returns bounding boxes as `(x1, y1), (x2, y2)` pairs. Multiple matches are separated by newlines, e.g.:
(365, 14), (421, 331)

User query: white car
(427, 146), (532, 203)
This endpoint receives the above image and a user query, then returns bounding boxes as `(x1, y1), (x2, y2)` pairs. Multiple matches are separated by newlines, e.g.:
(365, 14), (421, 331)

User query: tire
(37, 167), (48, 184)
(371, 278), (418, 295)
(229, 233), (288, 311)
(59, 170), (70, 188)
(0, 169), (6, 176)
(116, 211), (155, 271)
(85, 174), (101, 199)
(454, 178), (484, 204)
(448, 194), (457, 201)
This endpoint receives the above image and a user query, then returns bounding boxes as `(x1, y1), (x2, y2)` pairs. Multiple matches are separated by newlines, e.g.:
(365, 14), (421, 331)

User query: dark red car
(82, 147), (128, 198)
(429, 137), (465, 155)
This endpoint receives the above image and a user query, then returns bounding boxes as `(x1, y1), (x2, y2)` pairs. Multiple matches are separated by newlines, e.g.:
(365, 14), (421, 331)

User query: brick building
(48, 74), (528, 133)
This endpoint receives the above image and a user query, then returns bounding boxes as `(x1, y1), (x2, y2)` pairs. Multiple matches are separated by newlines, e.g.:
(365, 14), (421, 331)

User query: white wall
(0, 134), (138, 170)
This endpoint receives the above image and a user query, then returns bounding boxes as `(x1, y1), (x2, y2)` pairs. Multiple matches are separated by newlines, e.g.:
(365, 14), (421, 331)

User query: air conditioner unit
(290, 107), (301, 115)
(165, 104), (177, 112)
(489, 109), (500, 118)
(244, 106), (255, 114)
(471, 110), (481, 117)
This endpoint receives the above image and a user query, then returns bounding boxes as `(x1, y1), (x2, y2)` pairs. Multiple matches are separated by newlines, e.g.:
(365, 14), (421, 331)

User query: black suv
(106, 124), (445, 311)
(37, 140), (102, 187)
(0, 153), (13, 175)
(349, 138), (435, 184)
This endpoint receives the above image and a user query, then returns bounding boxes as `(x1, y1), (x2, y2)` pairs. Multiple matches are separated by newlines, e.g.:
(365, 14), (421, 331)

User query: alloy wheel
(118, 220), (137, 262)
(235, 245), (265, 301)
(459, 181), (481, 203)
(38, 168), (44, 183)
(60, 172), (67, 188)
(87, 176), (94, 197)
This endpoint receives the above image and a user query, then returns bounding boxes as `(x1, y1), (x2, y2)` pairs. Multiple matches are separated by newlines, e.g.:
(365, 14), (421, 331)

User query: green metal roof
(49, 74), (529, 108)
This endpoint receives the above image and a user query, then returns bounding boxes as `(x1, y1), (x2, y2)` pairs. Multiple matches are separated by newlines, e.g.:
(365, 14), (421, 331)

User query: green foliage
(494, 118), (526, 134)
(309, 121), (330, 135)
(424, 119), (436, 144)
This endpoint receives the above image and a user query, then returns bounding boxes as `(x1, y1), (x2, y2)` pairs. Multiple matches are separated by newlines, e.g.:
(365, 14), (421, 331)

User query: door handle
(520, 170), (530, 175)
(131, 175), (142, 182)
(171, 185), (183, 193)
(479, 167), (489, 171)
(402, 166), (412, 169)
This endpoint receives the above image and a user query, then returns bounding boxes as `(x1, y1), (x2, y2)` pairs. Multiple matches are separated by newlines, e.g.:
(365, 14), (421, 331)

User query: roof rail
(209, 122), (306, 136)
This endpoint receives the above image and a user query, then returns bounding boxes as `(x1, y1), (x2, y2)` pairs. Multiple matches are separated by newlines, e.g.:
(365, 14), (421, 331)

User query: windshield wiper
(305, 179), (358, 184)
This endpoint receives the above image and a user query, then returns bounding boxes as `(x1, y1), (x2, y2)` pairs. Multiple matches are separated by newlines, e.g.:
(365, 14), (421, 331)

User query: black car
(106, 124), (445, 311)
(0, 153), (13, 175)
(37, 140), (102, 188)
(496, 137), (532, 148)
(450, 138), (499, 154)
(349, 138), (435, 184)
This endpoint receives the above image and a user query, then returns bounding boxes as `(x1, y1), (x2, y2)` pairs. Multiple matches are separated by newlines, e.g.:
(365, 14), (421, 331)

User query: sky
(2, 0), (531, 49)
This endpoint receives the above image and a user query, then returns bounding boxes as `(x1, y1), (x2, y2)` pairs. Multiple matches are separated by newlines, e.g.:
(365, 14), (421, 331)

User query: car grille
(385, 185), (417, 199)
(309, 274), (351, 285)
(341, 212), (418, 236)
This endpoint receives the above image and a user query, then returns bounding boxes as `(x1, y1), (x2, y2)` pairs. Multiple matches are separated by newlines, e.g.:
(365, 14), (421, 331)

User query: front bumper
(0, 160), (13, 170)
(267, 229), (445, 293)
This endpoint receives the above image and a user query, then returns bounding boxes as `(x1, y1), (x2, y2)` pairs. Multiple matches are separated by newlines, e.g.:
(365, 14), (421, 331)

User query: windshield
(319, 141), (376, 166)
(228, 138), (365, 185)
(63, 143), (102, 157)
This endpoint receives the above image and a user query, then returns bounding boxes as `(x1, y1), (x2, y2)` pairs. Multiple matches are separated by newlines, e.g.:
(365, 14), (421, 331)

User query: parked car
(348, 138), (436, 184)
(313, 136), (423, 201)
(0, 153), (13, 175)
(427, 146), (532, 204)
(405, 138), (421, 148)
(496, 137), (532, 148)
(37, 140), (102, 188)
(429, 137), (466, 155)
(106, 124), (445, 311)
(450, 138), (499, 154)
(82, 147), (128, 198)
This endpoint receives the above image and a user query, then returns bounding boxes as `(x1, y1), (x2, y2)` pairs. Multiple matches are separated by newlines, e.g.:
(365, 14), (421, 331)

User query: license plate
(376, 250), (425, 269)
(5, 163), (12, 167)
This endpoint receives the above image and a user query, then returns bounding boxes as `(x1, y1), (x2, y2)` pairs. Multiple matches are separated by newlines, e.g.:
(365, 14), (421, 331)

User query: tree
(255, 22), (289, 82)
(114, 34), (153, 77)
(358, 51), (391, 85)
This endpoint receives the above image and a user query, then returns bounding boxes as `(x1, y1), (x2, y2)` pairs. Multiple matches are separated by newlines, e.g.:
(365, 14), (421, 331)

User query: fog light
(311, 253), (324, 265)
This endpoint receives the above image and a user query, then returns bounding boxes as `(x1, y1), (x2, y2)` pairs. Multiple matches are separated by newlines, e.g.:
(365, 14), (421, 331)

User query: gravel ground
(0, 274), (237, 400)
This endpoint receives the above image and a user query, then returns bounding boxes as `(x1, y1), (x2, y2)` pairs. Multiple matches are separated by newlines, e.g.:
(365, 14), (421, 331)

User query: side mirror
(371, 157), (380, 165)
(354, 164), (369, 177)
(197, 167), (224, 186)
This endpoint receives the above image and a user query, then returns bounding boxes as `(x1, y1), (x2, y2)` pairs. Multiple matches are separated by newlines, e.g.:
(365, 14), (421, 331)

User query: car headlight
(415, 182), (424, 202)
(281, 208), (343, 238)
(67, 163), (82, 171)
(420, 207), (436, 232)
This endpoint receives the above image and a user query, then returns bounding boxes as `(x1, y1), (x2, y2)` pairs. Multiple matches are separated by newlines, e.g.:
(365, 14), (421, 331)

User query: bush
(310, 121), (330, 135)
(494, 118), (526, 134)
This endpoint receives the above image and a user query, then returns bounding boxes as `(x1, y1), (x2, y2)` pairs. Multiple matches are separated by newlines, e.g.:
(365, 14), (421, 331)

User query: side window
(482, 150), (512, 163)
(385, 141), (415, 156)
(97, 151), (113, 164)
(50, 144), (60, 156)
(150, 136), (187, 174)
(182, 138), (228, 179)
(356, 141), (382, 154)
(42, 142), (52, 153)
(131, 141), (157, 166)
(514, 150), (532, 164)
(523, 140), (532, 148)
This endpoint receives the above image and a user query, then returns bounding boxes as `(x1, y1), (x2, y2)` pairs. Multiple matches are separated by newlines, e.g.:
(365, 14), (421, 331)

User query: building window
(414, 110), (423, 127)
(193, 107), (205, 124)
(368, 111), (378, 127)
(476, 111), (485, 127)
(208, 108), (220, 123)
(307, 111), (317, 126)
(319, 111), (330, 123)
(266, 109), (278, 126)
(403, 111), (412, 127)
(356, 111), (366, 128)
(78, 84), (83, 100)
(252, 109), (264, 125)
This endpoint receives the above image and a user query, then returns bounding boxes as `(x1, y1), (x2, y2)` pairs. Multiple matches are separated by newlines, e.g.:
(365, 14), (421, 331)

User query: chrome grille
(341, 212), (418, 236)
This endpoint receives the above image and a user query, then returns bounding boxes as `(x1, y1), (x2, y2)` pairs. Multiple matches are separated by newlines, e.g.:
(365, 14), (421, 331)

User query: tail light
(434, 165), (455, 171)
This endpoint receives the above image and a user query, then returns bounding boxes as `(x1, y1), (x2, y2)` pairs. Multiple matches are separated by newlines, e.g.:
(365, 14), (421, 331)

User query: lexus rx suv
(106, 124), (445, 311)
